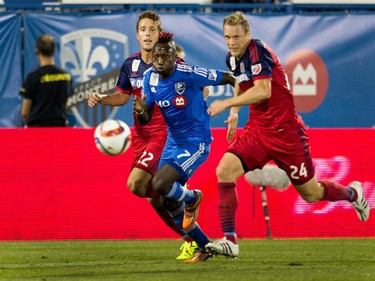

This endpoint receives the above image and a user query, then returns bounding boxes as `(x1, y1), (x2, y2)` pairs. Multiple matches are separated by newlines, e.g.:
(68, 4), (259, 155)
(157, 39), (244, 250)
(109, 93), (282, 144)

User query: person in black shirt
(20, 34), (72, 127)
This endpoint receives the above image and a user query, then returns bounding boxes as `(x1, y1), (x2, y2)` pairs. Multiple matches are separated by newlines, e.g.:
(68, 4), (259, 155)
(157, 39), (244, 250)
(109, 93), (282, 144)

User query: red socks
(320, 180), (354, 202)
(218, 182), (238, 241)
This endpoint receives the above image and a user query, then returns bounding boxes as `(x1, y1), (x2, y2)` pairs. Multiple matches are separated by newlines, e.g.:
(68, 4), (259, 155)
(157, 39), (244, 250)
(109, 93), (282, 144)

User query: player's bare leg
(294, 176), (370, 222)
(205, 153), (243, 258)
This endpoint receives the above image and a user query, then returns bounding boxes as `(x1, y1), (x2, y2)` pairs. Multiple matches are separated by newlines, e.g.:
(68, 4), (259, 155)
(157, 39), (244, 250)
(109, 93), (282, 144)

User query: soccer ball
(94, 119), (131, 156)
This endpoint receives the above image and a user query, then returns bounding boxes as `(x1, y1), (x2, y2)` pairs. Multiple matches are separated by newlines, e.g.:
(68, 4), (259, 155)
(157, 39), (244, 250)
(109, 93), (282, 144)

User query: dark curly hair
(157, 32), (174, 44)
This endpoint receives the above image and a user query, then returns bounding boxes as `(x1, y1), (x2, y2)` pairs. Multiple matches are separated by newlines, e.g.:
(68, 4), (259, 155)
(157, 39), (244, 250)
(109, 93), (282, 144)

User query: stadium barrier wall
(0, 128), (374, 240)
(1, 12), (375, 128)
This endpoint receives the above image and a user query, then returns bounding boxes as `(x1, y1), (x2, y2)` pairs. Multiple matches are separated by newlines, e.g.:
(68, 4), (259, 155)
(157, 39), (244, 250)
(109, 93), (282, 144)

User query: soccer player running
(87, 11), (197, 260)
(133, 32), (236, 262)
(205, 11), (370, 258)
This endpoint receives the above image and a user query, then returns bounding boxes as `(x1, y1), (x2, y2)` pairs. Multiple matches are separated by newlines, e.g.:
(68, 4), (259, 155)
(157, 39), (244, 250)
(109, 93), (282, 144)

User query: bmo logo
(156, 100), (170, 107)
(174, 96), (187, 108)
(285, 49), (328, 113)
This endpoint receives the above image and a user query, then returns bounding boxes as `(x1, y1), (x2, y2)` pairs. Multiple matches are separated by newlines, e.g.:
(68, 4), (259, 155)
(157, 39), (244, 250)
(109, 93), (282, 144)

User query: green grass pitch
(1, 239), (374, 281)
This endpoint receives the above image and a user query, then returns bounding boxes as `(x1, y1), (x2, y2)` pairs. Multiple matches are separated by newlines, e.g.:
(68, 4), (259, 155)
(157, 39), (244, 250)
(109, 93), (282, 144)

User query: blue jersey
(143, 63), (225, 144)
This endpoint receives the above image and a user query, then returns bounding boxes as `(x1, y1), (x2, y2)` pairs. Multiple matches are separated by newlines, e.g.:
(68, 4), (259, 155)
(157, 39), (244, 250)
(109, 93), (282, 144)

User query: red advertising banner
(0, 128), (374, 240)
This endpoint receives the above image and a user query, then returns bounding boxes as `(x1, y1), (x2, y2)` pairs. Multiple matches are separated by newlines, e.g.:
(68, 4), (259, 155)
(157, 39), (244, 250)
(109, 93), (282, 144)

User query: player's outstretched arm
(220, 71), (236, 87)
(88, 91), (130, 107)
(225, 83), (241, 142)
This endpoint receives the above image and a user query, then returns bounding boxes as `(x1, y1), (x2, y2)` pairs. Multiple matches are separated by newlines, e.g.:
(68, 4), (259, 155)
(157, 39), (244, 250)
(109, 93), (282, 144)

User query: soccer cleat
(184, 248), (212, 263)
(205, 238), (239, 258)
(349, 181), (370, 222)
(182, 190), (203, 230)
(176, 241), (198, 260)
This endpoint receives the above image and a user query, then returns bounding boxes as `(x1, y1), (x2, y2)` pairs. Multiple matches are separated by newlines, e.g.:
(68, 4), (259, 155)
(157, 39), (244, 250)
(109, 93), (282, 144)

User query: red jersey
(226, 40), (314, 184)
(115, 52), (167, 140)
(226, 39), (300, 133)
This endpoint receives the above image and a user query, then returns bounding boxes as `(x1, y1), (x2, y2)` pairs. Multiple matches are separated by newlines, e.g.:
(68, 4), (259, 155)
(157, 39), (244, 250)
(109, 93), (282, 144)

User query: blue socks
(164, 182), (195, 204)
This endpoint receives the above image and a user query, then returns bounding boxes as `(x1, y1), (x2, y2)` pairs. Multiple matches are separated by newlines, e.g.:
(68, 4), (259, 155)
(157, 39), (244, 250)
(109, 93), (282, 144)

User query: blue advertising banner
(0, 13), (22, 127)
(6, 12), (375, 128)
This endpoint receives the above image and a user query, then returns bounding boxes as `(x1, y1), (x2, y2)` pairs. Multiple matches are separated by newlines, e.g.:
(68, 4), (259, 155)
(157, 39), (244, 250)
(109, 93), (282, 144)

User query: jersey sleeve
(191, 66), (224, 88)
(115, 59), (132, 95)
(250, 42), (274, 81)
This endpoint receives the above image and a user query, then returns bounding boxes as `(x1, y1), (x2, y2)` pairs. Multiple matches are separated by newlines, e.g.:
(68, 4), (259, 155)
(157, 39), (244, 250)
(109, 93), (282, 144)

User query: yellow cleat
(176, 241), (198, 260)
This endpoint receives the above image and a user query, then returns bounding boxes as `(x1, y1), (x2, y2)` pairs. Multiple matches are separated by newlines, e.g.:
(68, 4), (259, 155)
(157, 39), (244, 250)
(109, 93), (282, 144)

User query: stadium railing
(1, 1), (375, 14)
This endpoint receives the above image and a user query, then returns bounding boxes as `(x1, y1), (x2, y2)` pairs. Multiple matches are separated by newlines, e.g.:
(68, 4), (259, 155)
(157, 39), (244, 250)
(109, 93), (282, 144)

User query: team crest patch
(251, 63), (262, 75)
(175, 82), (186, 94)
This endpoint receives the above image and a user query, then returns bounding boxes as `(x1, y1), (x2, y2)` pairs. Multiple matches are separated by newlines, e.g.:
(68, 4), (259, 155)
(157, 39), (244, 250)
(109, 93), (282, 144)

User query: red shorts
(131, 135), (167, 176)
(228, 123), (315, 185)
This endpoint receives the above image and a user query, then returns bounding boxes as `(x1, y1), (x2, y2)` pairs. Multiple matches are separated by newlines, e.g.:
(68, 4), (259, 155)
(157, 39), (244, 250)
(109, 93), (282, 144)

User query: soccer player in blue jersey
(133, 32), (236, 262)
(88, 11), (198, 260)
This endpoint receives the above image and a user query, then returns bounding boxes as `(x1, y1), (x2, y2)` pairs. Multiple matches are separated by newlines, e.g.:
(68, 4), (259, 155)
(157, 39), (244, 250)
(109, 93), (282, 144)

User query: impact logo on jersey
(174, 96), (187, 108)
(61, 28), (129, 127)
(251, 63), (262, 75)
(175, 82), (186, 95)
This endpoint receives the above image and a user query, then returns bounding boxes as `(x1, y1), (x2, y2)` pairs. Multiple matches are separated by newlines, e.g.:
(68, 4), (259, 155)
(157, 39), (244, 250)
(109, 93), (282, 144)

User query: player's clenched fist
(88, 92), (102, 107)
(133, 95), (145, 114)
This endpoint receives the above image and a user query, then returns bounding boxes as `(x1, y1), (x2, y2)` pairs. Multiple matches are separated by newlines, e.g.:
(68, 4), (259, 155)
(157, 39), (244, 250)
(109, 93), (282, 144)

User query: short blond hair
(223, 11), (251, 34)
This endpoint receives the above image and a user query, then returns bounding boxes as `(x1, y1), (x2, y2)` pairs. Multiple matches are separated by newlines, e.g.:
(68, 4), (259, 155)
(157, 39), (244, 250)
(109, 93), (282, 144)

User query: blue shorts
(159, 139), (210, 185)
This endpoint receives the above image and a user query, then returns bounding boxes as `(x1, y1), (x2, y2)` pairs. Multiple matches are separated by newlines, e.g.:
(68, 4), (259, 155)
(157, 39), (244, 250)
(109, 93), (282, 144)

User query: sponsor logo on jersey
(251, 63), (262, 75)
(236, 73), (250, 83)
(174, 95), (187, 108)
(156, 100), (170, 107)
(175, 82), (186, 95)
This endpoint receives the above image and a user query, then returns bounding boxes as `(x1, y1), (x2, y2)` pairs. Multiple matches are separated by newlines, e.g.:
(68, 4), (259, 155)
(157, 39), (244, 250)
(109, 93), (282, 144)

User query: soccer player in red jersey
(88, 11), (197, 260)
(205, 11), (370, 258)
